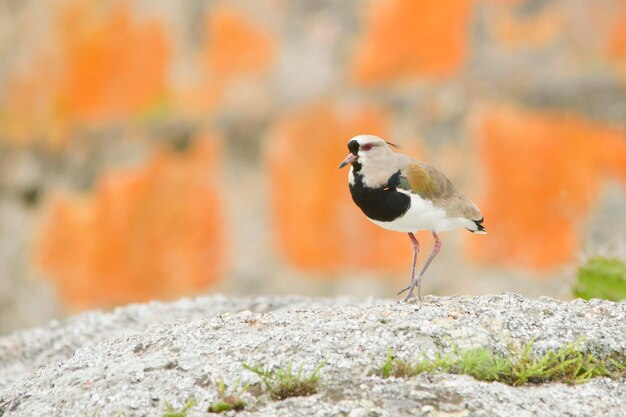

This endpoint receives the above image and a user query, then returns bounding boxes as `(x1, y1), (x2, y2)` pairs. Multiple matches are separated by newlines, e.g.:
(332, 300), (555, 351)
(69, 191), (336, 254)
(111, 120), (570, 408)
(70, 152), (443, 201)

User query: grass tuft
(207, 380), (249, 414)
(243, 361), (326, 400)
(380, 348), (456, 378)
(574, 256), (626, 301)
(163, 397), (197, 417)
(379, 341), (626, 386)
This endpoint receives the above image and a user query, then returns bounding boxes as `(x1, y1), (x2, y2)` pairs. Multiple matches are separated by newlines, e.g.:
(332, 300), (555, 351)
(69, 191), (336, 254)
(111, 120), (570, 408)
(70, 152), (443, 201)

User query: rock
(0, 293), (624, 417)
(0, 295), (380, 390)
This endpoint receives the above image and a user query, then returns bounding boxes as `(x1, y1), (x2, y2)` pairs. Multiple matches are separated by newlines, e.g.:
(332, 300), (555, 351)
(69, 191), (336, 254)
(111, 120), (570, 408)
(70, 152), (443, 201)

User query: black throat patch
(349, 169), (411, 222)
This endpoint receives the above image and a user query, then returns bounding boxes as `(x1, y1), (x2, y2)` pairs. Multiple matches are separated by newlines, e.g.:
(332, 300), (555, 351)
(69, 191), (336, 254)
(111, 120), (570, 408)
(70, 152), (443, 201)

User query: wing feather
(397, 161), (482, 221)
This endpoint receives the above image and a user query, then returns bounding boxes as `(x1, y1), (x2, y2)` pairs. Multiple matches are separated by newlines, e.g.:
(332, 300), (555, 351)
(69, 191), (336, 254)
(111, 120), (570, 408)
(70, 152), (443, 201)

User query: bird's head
(338, 135), (400, 169)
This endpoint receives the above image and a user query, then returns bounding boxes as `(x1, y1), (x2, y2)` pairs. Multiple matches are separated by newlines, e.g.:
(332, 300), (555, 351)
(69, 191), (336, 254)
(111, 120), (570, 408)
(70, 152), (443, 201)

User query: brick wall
(1, 0), (625, 332)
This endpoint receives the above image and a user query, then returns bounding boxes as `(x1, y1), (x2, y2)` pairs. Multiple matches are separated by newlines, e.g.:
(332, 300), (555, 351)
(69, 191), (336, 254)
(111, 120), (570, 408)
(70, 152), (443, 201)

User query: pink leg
(400, 233), (419, 297)
(403, 231), (442, 301)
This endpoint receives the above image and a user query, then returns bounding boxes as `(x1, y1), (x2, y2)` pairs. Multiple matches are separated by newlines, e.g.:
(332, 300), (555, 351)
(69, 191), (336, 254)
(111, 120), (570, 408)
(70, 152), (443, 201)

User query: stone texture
(1, 293), (624, 417)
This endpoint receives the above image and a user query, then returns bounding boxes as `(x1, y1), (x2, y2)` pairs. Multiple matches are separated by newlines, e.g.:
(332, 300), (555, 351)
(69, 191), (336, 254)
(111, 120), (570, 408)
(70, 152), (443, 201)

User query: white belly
(368, 193), (475, 233)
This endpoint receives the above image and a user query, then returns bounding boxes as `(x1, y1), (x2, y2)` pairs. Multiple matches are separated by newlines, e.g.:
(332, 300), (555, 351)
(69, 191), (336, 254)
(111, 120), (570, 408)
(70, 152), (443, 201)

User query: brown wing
(398, 162), (483, 221)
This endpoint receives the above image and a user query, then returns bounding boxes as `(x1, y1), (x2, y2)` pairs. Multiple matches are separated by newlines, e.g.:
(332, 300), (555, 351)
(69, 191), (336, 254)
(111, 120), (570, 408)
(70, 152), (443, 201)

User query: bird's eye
(362, 144), (373, 151)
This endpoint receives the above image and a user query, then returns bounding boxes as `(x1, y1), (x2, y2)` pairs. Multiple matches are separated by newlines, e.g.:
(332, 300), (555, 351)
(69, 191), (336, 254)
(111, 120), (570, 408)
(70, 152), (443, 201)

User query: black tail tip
(471, 217), (486, 234)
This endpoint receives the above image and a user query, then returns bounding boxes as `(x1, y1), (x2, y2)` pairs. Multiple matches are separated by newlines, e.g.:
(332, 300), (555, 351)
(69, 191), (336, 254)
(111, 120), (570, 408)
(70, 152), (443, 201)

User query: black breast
(349, 169), (411, 222)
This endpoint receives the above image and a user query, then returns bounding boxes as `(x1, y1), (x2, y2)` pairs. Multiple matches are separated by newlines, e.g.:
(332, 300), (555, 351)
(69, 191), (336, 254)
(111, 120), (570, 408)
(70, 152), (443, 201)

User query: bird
(338, 135), (486, 301)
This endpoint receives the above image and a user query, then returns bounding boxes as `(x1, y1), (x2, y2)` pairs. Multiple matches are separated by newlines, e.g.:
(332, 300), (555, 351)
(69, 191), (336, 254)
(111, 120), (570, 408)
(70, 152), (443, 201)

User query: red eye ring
(362, 144), (373, 151)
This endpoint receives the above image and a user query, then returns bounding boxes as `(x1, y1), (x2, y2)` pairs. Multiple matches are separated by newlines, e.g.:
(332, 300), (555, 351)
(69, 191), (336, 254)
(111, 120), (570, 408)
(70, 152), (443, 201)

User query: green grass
(243, 361), (326, 400)
(379, 341), (626, 386)
(574, 257), (626, 301)
(163, 397), (197, 417)
(206, 380), (249, 413)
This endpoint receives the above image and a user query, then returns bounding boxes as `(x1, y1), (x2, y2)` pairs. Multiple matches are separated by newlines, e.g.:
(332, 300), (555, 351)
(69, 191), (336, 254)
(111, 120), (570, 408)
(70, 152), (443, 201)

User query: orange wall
(1, 0), (626, 310)
(36, 137), (224, 310)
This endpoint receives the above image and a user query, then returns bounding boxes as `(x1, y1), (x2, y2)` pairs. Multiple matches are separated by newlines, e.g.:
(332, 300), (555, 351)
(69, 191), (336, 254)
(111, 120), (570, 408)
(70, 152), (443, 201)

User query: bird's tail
(470, 217), (487, 234)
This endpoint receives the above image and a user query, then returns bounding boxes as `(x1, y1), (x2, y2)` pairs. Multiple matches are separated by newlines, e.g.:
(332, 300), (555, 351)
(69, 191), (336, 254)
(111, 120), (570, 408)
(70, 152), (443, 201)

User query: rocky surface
(0, 293), (625, 417)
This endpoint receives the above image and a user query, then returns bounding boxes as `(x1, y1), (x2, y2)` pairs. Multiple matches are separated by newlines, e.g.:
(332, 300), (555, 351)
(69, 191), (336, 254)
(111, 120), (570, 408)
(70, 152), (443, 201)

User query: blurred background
(1, 0), (626, 334)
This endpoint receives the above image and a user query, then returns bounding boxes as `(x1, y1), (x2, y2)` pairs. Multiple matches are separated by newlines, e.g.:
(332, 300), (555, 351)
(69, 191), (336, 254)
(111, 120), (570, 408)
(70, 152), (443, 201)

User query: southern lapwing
(339, 135), (486, 301)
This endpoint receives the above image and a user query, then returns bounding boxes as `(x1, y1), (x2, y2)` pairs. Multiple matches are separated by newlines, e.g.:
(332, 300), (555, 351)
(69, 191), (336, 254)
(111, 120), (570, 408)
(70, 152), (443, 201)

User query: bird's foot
(400, 278), (422, 302)
(403, 291), (422, 302)
(397, 285), (410, 296)
(401, 282), (422, 302)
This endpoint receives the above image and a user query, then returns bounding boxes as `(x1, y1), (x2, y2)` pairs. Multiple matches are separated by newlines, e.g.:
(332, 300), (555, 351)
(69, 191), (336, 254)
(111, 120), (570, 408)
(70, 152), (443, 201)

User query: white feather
(368, 189), (477, 233)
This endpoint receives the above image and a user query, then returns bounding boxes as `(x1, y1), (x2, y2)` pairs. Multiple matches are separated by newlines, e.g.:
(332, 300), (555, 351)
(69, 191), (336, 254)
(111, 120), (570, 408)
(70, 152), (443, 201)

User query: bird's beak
(338, 153), (358, 169)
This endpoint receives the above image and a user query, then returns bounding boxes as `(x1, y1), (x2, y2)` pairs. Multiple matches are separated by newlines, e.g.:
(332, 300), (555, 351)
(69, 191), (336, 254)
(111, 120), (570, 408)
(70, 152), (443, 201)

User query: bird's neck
(348, 167), (411, 222)
(353, 159), (397, 189)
